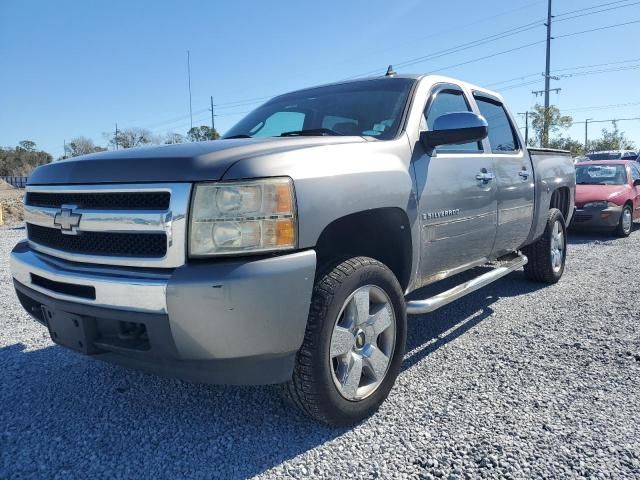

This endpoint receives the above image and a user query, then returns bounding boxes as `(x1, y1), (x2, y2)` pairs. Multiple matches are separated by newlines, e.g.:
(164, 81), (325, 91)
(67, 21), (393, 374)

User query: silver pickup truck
(10, 74), (575, 425)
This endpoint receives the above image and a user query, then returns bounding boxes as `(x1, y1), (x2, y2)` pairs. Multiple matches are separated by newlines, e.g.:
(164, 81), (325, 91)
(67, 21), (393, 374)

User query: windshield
(586, 152), (622, 160)
(576, 164), (628, 185)
(223, 78), (415, 140)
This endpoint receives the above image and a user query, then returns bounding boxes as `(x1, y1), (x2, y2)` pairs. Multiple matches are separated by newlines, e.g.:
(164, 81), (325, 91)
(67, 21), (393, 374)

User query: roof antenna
(385, 65), (396, 77)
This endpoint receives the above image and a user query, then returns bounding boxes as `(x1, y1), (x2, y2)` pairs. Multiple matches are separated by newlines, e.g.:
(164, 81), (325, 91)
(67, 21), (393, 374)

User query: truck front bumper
(10, 241), (316, 385)
(570, 205), (623, 231)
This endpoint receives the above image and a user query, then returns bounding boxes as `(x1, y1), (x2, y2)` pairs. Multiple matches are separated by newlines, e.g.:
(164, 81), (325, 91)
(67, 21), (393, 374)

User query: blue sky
(2, 0), (639, 157)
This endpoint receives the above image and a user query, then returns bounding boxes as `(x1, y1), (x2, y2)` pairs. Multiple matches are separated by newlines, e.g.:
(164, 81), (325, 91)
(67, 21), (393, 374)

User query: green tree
(548, 136), (584, 156)
(587, 121), (636, 152)
(0, 144), (52, 176)
(529, 104), (573, 147)
(187, 125), (219, 142)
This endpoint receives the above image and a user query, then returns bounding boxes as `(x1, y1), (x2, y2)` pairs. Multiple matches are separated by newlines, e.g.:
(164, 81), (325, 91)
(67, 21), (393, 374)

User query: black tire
(282, 257), (407, 426)
(614, 204), (633, 238)
(522, 208), (567, 284)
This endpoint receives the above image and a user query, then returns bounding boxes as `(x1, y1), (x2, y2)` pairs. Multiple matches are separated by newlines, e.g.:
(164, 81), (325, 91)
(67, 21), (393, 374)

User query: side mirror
(420, 112), (488, 149)
(634, 179), (640, 186)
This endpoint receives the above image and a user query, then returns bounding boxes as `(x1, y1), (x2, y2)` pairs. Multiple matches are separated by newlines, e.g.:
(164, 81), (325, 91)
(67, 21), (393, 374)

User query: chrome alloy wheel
(622, 207), (632, 234)
(329, 285), (396, 401)
(550, 220), (565, 273)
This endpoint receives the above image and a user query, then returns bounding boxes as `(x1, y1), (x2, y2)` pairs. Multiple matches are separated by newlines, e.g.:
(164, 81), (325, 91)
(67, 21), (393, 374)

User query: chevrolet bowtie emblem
(54, 207), (82, 233)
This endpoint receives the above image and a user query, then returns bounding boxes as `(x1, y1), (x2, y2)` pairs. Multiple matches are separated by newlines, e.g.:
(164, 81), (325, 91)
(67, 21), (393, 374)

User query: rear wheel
(282, 257), (407, 426)
(522, 208), (567, 284)
(615, 204), (633, 237)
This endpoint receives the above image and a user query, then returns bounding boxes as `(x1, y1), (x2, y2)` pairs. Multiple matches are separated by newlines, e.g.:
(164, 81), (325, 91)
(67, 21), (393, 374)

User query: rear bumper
(11, 242), (316, 384)
(570, 205), (622, 230)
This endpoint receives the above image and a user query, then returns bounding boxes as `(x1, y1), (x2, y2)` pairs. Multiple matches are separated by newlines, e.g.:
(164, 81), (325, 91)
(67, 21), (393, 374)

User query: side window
(424, 90), (482, 152)
(250, 111), (305, 137)
(474, 96), (520, 153)
(631, 164), (640, 182)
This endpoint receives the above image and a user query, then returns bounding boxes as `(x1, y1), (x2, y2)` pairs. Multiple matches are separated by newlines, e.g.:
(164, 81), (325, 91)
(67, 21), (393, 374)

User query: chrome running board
(406, 254), (528, 315)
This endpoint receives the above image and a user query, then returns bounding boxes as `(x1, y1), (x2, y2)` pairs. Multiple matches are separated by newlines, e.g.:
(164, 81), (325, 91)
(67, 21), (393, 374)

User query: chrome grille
(24, 183), (191, 268)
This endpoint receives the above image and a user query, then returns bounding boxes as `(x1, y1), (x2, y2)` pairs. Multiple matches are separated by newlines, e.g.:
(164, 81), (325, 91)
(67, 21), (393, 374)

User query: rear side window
(475, 96), (519, 153)
(424, 90), (482, 152)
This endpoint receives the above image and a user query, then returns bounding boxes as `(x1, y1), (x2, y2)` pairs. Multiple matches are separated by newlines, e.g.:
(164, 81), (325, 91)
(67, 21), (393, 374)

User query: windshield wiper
(225, 134), (252, 139)
(280, 128), (343, 137)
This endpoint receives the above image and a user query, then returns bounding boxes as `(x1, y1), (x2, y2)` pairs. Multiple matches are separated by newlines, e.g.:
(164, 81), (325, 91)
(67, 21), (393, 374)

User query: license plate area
(41, 306), (100, 354)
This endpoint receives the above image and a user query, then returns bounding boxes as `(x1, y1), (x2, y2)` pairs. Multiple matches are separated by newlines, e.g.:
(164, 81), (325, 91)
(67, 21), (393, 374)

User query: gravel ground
(1, 224), (639, 479)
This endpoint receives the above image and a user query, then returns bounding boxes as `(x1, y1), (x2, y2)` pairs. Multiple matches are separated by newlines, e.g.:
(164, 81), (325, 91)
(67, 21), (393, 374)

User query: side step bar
(406, 254), (528, 315)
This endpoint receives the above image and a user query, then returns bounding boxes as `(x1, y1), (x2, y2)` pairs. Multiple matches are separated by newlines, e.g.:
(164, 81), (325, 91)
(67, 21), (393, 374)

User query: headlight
(190, 177), (296, 256)
(583, 201), (616, 209)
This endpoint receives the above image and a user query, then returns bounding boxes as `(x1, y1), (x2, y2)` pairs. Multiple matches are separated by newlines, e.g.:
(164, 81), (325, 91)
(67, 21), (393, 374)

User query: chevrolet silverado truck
(10, 74), (575, 426)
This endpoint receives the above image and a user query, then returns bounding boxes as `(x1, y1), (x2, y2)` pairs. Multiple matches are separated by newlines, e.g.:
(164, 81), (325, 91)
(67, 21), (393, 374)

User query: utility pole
(584, 118), (593, 153)
(543, 0), (553, 147)
(115, 123), (119, 150)
(209, 96), (215, 132)
(518, 112), (530, 145)
(187, 50), (193, 131)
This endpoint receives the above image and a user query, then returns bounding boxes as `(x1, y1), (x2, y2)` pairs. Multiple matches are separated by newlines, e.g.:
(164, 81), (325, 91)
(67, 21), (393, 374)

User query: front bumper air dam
(570, 205), (623, 230)
(11, 243), (317, 385)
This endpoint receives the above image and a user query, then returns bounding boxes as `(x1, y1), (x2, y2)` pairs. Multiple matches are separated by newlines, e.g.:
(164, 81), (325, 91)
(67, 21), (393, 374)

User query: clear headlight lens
(190, 178), (296, 256)
(583, 201), (616, 209)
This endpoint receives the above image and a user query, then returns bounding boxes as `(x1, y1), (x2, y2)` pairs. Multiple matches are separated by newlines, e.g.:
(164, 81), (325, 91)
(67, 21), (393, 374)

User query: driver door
(412, 84), (498, 287)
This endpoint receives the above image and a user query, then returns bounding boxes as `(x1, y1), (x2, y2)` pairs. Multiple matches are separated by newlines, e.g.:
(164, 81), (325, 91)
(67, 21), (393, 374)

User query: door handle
(476, 171), (495, 183)
(519, 169), (530, 180)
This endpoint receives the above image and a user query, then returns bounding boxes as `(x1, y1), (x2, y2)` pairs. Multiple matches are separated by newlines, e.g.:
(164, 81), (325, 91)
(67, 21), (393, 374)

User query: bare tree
(66, 136), (106, 157)
(165, 132), (186, 144)
(107, 127), (158, 149)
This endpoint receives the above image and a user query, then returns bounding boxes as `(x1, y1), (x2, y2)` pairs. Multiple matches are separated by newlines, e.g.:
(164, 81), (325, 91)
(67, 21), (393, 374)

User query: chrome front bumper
(10, 241), (169, 313)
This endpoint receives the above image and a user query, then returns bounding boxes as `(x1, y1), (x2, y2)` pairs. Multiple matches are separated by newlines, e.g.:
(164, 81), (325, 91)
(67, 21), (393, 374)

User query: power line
(555, 18), (640, 39)
(344, 20), (545, 80)
(554, 0), (639, 19)
(486, 57), (640, 89)
(555, 1), (640, 23)
(563, 101), (640, 113)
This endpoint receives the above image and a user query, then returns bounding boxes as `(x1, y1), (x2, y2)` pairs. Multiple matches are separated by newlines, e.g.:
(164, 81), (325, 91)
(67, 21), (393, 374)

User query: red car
(572, 160), (640, 237)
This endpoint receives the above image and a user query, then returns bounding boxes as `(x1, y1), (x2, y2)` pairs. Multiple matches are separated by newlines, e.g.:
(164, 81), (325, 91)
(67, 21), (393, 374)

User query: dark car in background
(572, 160), (640, 237)
(585, 150), (638, 161)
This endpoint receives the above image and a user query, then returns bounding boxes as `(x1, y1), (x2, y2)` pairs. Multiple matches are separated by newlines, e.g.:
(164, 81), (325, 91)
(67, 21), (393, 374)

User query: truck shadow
(403, 269), (546, 371)
(1, 270), (545, 479)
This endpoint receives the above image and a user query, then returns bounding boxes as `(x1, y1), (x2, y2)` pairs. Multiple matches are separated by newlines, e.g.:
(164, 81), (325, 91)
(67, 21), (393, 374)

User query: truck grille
(26, 191), (170, 210)
(27, 224), (167, 258)
(23, 183), (191, 268)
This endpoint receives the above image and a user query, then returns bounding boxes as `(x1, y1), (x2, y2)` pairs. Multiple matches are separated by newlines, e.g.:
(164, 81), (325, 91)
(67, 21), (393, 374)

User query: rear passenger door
(474, 94), (534, 255)
(413, 84), (498, 286)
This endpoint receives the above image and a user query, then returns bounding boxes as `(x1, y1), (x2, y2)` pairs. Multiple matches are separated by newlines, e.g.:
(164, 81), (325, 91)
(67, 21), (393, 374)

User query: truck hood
(575, 184), (629, 207)
(28, 137), (367, 185)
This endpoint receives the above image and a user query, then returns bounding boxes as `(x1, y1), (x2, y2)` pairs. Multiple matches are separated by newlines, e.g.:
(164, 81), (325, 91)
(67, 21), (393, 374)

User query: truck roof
(269, 74), (504, 105)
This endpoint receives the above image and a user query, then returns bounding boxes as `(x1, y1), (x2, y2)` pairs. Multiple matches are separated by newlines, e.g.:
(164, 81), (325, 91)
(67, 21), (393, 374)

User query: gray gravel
(1, 224), (639, 479)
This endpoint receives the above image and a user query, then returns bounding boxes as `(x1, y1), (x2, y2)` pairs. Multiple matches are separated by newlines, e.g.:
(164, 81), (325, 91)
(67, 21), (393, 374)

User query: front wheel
(614, 204), (633, 237)
(522, 208), (567, 284)
(282, 257), (407, 426)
